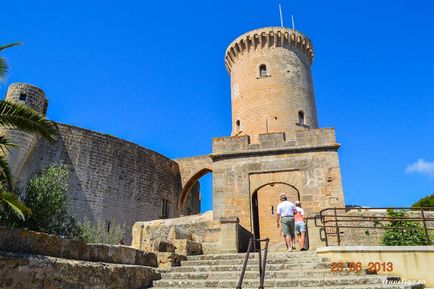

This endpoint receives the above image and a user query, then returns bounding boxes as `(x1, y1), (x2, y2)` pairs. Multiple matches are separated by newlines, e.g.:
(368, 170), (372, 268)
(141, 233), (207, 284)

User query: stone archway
(175, 155), (213, 211)
(252, 182), (300, 246)
(178, 168), (212, 209)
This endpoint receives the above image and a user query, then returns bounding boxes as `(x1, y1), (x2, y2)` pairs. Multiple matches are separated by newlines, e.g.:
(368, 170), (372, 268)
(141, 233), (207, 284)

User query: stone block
(168, 226), (193, 241)
(172, 240), (203, 256)
(156, 252), (187, 270)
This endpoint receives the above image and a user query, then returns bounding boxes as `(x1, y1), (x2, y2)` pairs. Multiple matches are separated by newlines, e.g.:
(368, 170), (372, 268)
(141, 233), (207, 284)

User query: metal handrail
(236, 238), (269, 289)
(314, 207), (434, 246)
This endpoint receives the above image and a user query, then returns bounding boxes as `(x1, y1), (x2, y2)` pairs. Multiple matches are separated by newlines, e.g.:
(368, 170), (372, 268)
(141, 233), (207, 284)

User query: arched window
(298, 110), (305, 125)
(259, 64), (267, 77)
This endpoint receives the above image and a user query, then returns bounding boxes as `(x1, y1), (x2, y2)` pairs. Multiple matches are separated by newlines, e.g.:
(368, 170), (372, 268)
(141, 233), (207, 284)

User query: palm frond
(0, 57), (7, 82)
(0, 135), (16, 155)
(0, 190), (30, 220)
(0, 42), (23, 52)
(0, 154), (12, 188)
(0, 101), (57, 142)
(0, 42), (22, 82)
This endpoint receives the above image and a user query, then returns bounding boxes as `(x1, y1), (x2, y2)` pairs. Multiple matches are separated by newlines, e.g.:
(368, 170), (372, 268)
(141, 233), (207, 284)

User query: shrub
(75, 220), (125, 245)
(412, 194), (434, 208)
(381, 209), (430, 246)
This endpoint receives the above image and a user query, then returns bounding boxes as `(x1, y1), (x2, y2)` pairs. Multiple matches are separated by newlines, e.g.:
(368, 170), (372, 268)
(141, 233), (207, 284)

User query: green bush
(412, 194), (434, 208)
(75, 220), (125, 245)
(0, 163), (125, 245)
(22, 164), (80, 237)
(381, 209), (430, 246)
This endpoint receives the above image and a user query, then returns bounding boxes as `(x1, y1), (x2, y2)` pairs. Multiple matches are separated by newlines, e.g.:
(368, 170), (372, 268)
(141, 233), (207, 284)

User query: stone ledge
(317, 246), (434, 253)
(0, 251), (161, 289)
(0, 226), (158, 267)
(211, 144), (341, 160)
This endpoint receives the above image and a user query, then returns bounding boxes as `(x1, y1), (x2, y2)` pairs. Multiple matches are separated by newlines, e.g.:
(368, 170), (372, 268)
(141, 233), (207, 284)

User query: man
(276, 194), (296, 252)
(294, 201), (307, 251)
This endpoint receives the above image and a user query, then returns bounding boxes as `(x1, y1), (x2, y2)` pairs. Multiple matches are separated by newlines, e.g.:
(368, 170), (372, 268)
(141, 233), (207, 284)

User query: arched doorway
(178, 168), (212, 212)
(252, 183), (300, 247)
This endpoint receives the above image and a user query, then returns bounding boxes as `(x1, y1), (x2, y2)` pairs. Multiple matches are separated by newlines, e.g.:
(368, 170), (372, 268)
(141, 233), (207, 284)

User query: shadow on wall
(16, 123), (198, 244)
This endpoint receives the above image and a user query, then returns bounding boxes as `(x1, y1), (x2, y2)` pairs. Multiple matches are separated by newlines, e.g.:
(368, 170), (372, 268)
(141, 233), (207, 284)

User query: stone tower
(1, 83), (48, 180)
(177, 26), (344, 248)
(225, 27), (318, 142)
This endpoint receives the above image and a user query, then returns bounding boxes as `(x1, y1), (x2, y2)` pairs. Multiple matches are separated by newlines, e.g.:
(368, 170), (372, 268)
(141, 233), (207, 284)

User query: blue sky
(1, 0), (433, 212)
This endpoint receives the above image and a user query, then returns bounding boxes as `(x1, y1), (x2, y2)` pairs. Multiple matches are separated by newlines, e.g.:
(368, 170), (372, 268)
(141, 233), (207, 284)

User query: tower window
(259, 64), (267, 77)
(19, 93), (27, 101)
(161, 199), (170, 219)
(236, 120), (241, 127)
(298, 111), (305, 125)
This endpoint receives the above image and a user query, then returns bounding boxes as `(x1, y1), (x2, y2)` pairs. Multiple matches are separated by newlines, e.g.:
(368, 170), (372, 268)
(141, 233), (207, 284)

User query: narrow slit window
(298, 111), (305, 124)
(259, 64), (267, 77)
(161, 199), (170, 219)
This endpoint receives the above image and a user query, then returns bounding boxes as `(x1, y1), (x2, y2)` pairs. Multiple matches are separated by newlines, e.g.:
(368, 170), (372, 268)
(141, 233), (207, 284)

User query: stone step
(153, 284), (423, 289)
(162, 268), (365, 280)
(170, 262), (331, 272)
(181, 256), (328, 266)
(152, 275), (398, 288)
(186, 251), (317, 261)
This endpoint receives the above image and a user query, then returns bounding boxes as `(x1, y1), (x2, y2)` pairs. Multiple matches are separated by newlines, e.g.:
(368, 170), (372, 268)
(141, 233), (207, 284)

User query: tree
(22, 164), (77, 236)
(412, 194), (434, 208)
(0, 42), (57, 220)
(381, 209), (430, 246)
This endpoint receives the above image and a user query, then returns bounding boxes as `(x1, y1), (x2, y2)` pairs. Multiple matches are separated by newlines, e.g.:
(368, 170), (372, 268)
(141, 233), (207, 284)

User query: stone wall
(16, 123), (200, 243)
(0, 227), (161, 289)
(132, 212), (221, 251)
(132, 212), (253, 254)
(307, 209), (434, 249)
(0, 252), (160, 289)
(0, 227), (158, 267)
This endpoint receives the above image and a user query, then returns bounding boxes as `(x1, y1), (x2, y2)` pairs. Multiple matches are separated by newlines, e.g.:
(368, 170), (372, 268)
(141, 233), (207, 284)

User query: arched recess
(251, 182), (300, 242)
(178, 168), (212, 210)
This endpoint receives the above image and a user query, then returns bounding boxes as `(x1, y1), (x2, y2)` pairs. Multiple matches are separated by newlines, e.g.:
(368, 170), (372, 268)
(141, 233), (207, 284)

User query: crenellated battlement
(212, 128), (338, 155)
(225, 27), (314, 73)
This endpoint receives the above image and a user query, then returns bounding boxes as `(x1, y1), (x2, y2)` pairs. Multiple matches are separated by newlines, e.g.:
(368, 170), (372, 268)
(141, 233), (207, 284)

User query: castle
(2, 26), (345, 245)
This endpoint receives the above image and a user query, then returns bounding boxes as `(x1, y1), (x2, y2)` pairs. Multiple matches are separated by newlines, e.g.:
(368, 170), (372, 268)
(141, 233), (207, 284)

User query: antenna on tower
(291, 15), (295, 30)
(278, 3), (284, 27)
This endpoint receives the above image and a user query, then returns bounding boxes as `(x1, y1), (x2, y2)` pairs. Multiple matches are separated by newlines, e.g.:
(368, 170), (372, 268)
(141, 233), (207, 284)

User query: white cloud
(405, 159), (434, 177)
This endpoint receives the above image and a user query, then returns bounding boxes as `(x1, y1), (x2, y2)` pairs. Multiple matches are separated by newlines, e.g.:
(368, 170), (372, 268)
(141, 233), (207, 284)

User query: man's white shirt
(277, 201), (296, 217)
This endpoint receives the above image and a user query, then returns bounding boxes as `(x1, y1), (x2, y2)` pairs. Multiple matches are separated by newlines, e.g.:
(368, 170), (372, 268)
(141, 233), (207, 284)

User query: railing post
(333, 208), (341, 246)
(236, 238), (253, 289)
(257, 240), (262, 281)
(259, 238), (269, 289)
(420, 208), (431, 245)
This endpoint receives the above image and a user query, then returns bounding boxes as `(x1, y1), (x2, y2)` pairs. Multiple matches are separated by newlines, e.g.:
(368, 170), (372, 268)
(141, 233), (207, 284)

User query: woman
(294, 201), (307, 251)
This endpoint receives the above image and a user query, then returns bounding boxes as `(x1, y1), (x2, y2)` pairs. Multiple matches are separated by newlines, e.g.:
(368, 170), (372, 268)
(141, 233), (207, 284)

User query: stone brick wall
(225, 27), (317, 142)
(16, 123), (200, 243)
(0, 227), (161, 289)
(311, 209), (434, 247)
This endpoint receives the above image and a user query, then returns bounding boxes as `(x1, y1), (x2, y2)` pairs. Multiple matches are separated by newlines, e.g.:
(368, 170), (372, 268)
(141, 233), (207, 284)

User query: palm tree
(0, 42), (57, 220)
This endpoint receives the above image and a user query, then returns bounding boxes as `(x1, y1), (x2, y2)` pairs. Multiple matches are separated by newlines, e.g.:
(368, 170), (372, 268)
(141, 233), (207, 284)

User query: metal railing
(314, 207), (434, 246)
(236, 238), (269, 289)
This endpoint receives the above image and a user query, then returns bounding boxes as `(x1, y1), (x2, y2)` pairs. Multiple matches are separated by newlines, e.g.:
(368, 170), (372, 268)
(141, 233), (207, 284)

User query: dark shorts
(281, 216), (295, 237)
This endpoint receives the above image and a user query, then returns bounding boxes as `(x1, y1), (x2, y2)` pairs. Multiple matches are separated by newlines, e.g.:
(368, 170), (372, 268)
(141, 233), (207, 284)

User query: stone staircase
(152, 251), (424, 289)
